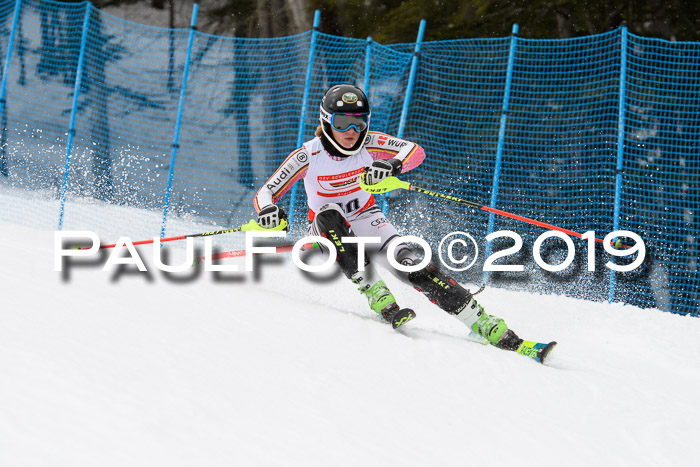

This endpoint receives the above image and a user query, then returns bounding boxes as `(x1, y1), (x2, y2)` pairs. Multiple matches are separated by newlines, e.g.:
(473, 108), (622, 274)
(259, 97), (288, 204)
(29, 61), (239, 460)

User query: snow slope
(1, 220), (700, 467)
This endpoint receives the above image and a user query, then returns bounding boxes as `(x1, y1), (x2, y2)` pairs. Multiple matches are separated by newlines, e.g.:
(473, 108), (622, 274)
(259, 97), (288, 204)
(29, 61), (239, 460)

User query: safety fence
(0, 0), (698, 315)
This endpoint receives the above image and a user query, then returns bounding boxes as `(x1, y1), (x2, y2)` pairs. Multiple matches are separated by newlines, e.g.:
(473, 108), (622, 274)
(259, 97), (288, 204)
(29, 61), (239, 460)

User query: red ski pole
(360, 175), (628, 248)
(195, 242), (318, 264)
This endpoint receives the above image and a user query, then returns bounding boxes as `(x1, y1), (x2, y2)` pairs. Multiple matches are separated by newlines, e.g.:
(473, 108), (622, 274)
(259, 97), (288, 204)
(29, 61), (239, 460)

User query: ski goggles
(329, 113), (369, 133)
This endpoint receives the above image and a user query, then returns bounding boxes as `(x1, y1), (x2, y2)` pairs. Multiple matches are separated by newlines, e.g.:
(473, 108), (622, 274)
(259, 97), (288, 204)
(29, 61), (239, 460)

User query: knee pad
(314, 204), (351, 237)
(389, 240), (421, 268)
(408, 264), (472, 315)
(313, 204), (366, 278)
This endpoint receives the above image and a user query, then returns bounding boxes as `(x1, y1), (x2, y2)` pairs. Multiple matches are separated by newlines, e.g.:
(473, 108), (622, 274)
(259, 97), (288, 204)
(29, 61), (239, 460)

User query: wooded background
(92, 0), (699, 42)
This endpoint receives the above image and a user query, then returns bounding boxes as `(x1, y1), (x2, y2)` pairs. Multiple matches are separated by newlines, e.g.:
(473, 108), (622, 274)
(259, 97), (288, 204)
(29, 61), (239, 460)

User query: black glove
(257, 205), (288, 229)
(364, 158), (402, 185)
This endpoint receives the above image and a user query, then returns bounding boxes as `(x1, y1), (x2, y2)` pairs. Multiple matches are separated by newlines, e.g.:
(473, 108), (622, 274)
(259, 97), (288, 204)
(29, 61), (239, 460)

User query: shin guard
(312, 203), (366, 279)
(407, 264), (472, 315)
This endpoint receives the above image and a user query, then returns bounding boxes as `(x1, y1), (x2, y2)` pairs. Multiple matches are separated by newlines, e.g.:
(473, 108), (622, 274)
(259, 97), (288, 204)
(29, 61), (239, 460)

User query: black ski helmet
(319, 84), (371, 157)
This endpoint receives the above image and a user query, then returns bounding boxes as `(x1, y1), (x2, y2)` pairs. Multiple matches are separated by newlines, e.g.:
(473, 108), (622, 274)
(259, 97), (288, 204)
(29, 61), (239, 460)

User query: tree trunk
(167, 0), (176, 93)
(169, 0), (175, 28)
(256, 0), (271, 37)
(554, 10), (571, 38)
(285, 0), (309, 34)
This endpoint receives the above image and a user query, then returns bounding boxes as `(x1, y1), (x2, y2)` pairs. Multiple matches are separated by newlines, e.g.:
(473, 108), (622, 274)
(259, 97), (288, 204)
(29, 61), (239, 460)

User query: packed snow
(1, 217), (699, 467)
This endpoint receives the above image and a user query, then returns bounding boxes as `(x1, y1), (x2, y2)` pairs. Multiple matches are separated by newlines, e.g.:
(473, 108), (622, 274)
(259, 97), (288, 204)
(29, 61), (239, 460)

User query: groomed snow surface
(2, 220), (699, 467)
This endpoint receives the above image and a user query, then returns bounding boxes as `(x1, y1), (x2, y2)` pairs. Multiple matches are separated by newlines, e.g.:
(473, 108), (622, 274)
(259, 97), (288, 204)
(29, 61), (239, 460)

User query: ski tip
(392, 308), (416, 329)
(537, 341), (557, 364)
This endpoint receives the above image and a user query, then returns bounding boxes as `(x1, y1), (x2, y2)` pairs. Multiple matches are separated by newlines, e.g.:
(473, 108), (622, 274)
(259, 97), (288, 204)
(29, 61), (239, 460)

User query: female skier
(254, 84), (527, 352)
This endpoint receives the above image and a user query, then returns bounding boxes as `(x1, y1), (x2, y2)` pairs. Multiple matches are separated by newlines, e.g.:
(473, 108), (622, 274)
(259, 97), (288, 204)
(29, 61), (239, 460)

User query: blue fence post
(160, 2), (198, 238)
(0, 0), (21, 177)
(57, 2), (91, 230)
(287, 9), (320, 232)
(397, 20), (425, 139)
(389, 19), (426, 212)
(609, 25), (628, 303)
(363, 36), (372, 94)
(482, 23), (519, 285)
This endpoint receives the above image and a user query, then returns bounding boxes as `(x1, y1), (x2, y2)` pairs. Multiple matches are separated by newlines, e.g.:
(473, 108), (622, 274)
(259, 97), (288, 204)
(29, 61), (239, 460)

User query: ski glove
(257, 204), (288, 230)
(364, 158), (403, 185)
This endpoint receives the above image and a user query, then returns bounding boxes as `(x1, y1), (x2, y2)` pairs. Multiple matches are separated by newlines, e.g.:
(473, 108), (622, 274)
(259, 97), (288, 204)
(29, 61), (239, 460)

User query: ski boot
(470, 304), (522, 350)
(463, 298), (557, 363)
(454, 295), (520, 348)
(353, 273), (415, 329)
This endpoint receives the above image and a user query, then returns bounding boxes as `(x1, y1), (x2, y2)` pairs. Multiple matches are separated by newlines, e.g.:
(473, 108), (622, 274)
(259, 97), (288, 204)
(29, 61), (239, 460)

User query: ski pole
(360, 175), (625, 248)
(195, 241), (318, 264)
(87, 219), (289, 250)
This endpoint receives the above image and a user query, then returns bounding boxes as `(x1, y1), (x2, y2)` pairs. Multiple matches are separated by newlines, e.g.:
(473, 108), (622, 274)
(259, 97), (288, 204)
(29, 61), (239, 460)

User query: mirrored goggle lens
(331, 113), (368, 132)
